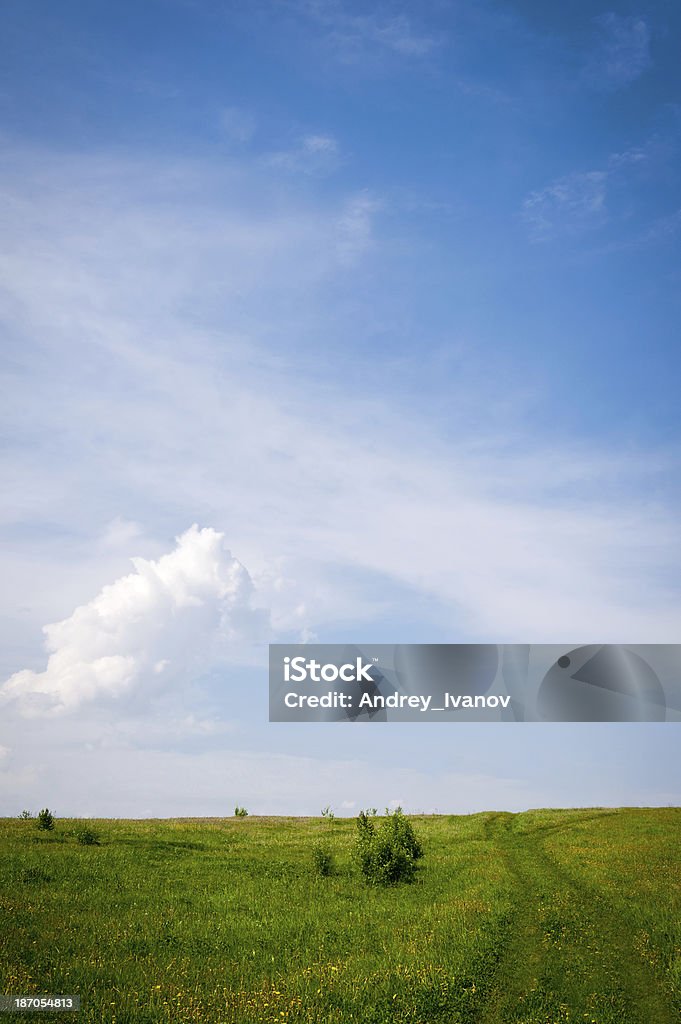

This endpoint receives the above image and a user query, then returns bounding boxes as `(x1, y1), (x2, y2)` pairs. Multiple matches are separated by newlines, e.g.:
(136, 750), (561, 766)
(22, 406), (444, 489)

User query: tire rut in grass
(475, 813), (677, 1024)
(475, 813), (551, 1024)
(527, 835), (677, 1024)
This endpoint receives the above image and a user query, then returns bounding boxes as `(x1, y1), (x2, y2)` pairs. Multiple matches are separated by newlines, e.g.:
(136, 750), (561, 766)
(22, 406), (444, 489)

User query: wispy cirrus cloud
(266, 133), (340, 175)
(0, 141), (679, 817)
(583, 12), (652, 92)
(335, 190), (381, 264)
(522, 170), (608, 240)
(292, 0), (443, 63)
(352, 11), (438, 57)
(219, 105), (256, 144)
(1, 143), (679, 665)
(521, 121), (681, 242)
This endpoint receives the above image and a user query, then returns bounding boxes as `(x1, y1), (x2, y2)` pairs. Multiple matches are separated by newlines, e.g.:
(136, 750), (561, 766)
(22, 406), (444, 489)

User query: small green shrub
(383, 805), (423, 861)
(312, 842), (334, 877)
(36, 808), (55, 831)
(18, 810), (33, 819)
(74, 827), (100, 846)
(355, 807), (423, 886)
(321, 805), (335, 823)
(234, 806), (249, 817)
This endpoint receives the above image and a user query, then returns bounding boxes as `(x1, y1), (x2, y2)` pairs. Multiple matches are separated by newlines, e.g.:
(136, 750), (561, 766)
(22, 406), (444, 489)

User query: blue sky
(0, 0), (679, 815)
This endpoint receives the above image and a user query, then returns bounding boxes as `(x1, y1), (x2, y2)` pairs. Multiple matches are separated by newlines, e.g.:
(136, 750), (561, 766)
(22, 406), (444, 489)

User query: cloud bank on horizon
(0, 0), (680, 814)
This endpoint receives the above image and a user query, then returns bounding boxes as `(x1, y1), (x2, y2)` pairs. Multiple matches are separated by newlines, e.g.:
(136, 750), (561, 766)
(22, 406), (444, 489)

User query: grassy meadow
(1, 808), (680, 1023)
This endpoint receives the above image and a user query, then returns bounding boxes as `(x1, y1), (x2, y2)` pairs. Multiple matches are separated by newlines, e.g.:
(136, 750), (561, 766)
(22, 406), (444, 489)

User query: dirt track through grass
(477, 811), (678, 1023)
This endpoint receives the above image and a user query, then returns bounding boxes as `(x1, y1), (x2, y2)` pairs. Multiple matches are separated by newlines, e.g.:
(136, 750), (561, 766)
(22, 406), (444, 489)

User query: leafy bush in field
(355, 807), (423, 886)
(36, 808), (55, 831)
(234, 806), (249, 817)
(383, 807), (424, 862)
(311, 842), (334, 877)
(74, 826), (100, 846)
(18, 810), (33, 819)
(321, 805), (335, 823)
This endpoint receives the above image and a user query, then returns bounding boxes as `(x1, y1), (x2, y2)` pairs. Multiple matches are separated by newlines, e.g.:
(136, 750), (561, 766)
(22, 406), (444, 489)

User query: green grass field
(1, 808), (680, 1023)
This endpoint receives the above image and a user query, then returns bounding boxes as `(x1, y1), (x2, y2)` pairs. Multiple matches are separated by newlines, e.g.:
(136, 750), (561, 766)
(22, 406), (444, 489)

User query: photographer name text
(283, 691), (512, 712)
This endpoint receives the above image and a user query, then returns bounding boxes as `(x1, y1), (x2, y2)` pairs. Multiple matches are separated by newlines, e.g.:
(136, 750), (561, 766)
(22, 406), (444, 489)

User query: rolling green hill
(1, 808), (679, 1022)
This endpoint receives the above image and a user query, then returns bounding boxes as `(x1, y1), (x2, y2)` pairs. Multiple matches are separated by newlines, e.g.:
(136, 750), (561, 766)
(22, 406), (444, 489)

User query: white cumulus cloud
(1, 526), (266, 716)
